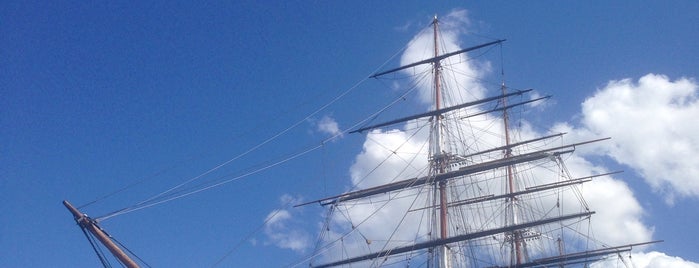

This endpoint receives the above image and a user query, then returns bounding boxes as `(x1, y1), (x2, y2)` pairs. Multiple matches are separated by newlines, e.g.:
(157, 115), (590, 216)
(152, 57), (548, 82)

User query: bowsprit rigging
(63, 200), (145, 268)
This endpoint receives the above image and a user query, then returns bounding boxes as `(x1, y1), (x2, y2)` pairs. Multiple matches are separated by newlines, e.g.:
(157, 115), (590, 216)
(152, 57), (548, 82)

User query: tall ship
(64, 15), (658, 268)
(292, 16), (658, 268)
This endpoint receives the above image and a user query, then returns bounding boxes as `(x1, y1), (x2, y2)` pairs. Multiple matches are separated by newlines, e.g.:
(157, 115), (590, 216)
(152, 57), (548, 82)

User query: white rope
(97, 49), (417, 221)
(97, 142), (324, 221)
(96, 54), (401, 220)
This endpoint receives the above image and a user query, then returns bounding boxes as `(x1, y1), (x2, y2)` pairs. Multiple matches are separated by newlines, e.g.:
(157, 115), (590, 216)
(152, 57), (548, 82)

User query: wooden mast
(63, 200), (140, 268)
(431, 15), (452, 268)
(501, 74), (525, 265)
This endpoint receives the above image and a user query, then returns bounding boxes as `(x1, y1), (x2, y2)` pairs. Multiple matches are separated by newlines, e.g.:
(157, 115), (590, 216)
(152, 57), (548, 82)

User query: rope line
(80, 225), (113, 268)
(94, 27), (415, 221)
(97, 80), (419, 221)
(96, 142), (322, 221)
(209, 193), (309, 267)
(287, 128), (431, 268)
(206, 85), (427, 265)
(78, 158), (191, 209)
(111, 236), (152, 268)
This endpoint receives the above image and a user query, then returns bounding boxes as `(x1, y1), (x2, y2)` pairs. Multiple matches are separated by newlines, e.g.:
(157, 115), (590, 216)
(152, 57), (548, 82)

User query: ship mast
(430, 16), (451, 268)
(501, 76), (525, 265)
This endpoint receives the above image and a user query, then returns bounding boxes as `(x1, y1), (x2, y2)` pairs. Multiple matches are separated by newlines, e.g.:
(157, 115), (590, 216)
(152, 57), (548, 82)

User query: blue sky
(2, 1), (699, 267)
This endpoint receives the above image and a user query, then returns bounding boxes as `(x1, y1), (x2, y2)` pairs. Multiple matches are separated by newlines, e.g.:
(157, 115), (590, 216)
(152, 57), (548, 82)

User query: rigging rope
(211, 92), (428, 266)
(111, 236), (151, 268)
(110, 70), (426, 222)
(78, 158), (192, 209)
(98, 81), (417, 221)
(287, 126), (431, 268)
(210, 203), (291, 267)
(93, 24), (417, 221)
(97, 143), (323, 221)
(80, 225), (113, 268)
(369, 179), (431, 267)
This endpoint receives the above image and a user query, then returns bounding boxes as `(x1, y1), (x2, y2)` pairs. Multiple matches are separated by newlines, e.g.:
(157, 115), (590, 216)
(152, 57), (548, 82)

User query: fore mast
(429, 15), (451, 268)
(431, 14), (523, 267)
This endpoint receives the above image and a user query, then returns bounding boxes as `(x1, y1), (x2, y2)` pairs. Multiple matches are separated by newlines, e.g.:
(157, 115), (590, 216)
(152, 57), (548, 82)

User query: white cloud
(263, 195), (311, 253)
(559, 154), (653, 246)
(526, 90), (549, 109)
(562, 74), (699, 203)
(265, 209), (291, 225)
(393, 20), (413, 32)
(629, 251), (699, 268)
(592, 251), (699, 268)
(349, 129), (428, 189)
(316, 115), (343, 139)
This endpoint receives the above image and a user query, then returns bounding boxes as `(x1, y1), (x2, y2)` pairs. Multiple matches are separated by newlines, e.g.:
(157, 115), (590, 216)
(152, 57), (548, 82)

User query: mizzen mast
(501, 73), (526, 266)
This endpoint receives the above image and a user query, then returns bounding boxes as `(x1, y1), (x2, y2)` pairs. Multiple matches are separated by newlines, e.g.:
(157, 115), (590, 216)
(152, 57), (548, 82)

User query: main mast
(430, 16), (451, 268)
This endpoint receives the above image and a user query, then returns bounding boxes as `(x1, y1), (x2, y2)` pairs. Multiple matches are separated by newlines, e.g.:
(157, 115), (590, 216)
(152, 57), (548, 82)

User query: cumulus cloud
(526, 90), (549, 109)
(628, 251), (699, 268)
(263, 195), (310, 253)
(559, 153), (653, 245)
(556, 74), (699, 204)
(316, 115), (343, 140)
(592, 251), (699, 268)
